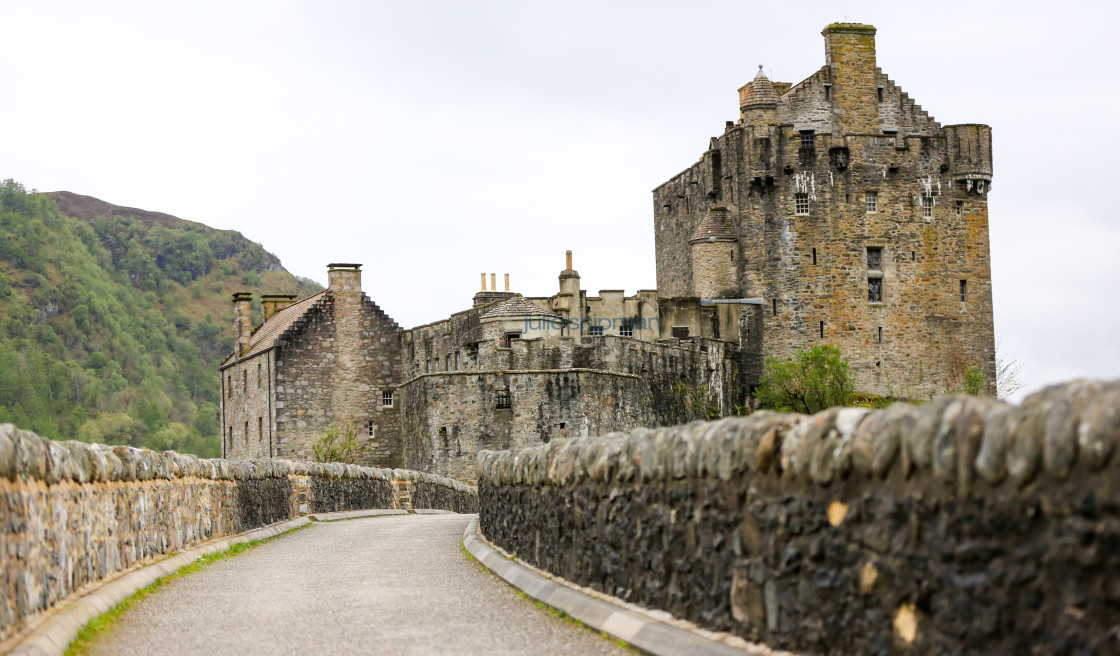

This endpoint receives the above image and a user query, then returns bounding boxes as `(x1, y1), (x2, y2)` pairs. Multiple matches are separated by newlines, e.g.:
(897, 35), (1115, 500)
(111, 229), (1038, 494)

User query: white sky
(3, 0), (1118, 400)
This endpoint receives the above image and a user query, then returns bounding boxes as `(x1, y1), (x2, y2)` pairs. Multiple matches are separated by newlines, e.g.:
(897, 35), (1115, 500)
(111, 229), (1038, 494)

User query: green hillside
(0, 179), (322, 457)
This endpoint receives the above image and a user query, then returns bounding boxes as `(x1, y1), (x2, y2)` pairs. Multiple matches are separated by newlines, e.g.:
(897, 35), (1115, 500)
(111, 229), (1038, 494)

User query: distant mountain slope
(0, 179), (322, 457)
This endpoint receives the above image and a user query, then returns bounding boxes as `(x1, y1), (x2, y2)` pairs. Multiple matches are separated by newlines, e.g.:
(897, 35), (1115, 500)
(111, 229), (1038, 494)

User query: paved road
(87, 514), (627, 656)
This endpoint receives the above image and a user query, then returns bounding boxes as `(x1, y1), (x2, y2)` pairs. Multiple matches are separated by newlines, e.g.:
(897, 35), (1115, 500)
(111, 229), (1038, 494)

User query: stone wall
(400, 335), (746, 484)
(0, 425), (476, 645)
(478, 380), (1120, 655)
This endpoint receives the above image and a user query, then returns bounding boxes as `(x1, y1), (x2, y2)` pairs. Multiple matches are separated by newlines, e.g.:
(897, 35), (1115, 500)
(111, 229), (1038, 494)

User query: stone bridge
(2, 379), (1119, 655)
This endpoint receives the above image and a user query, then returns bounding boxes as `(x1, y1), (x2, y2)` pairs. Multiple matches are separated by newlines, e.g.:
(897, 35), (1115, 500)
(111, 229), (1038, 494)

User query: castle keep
(655, 23), (995, 397)
(220, 23), (995, 481)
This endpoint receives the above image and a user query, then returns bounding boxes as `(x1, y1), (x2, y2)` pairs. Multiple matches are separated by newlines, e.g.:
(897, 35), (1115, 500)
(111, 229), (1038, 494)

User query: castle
(220, 23), (995, 482)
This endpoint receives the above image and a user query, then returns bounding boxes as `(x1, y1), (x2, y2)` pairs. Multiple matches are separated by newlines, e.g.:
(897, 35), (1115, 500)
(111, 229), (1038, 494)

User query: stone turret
(689, 207), (739, 299)
(739, 65), (778, 130)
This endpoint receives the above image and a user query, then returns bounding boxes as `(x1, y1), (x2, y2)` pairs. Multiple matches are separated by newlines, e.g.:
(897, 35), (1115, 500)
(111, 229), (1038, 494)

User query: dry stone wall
(478, 380), (1120, 655)
(0, 425), (476, 646)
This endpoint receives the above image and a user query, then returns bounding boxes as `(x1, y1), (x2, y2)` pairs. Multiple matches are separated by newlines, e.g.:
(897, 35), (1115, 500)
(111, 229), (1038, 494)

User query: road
(86, 513), (627, 656)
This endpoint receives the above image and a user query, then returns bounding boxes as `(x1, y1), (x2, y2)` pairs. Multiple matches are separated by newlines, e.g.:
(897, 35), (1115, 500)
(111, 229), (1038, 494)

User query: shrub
(311, 422), (362, 464)
(755, 345), (854, 414)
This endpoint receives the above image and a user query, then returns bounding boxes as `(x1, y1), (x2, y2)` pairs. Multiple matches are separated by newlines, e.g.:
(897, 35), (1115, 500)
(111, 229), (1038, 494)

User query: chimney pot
(490, 273), (496, 291)
(504, 273), (510, 292)
(565, 250), (573, 270)
(481, 272), (487, 291)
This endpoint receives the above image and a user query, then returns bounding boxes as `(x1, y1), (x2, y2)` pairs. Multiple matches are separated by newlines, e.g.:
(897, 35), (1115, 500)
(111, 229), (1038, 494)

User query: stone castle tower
(653, 23), (996, 397)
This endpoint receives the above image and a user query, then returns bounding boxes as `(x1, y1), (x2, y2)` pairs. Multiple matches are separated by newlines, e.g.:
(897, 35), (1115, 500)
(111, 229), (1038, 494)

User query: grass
(65, 523), (313, 656)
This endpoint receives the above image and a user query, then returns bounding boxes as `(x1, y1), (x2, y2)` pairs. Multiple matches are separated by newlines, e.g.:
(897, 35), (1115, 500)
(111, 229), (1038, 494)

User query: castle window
(258, 417), (263, 441)
(445, 354), (451, 370)
(868, 277), (883, 303)
(502, 331), (521, 347)
(911, 251), (915, 261)
(865, 191), (878, 213)
(800, 130), (815, 149)
(368, 421), (375, 437)
(960, 280), (967, 302)
(496, 388), (511, 409)
(426, 358), (432, 373)
(823, 84), (831, 101)
(877, 86), (884, 102)
(878, 326), (882, 343)
(956, 201), (963, 218)
(671, 326), (690, 339)
(382, 390), (394, 407)
(867, 247), (882, 271)
(454, 351), (461, 370)
(588, 324), (603, 337)
(772, 299), (777, 315)
(242, 370), (247, 393)
(244, 421), (249, 446)
(619, 320), (634, 338)
(795, 193), (810, 215)
(819, 321), (825, 338)
(921, 193), (934, 218)
(812, 248), (817, 265)
(257, 363), (261, 388)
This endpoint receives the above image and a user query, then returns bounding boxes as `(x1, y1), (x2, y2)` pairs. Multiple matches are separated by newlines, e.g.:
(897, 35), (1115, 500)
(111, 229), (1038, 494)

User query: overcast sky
(3, 0), (1117, 400)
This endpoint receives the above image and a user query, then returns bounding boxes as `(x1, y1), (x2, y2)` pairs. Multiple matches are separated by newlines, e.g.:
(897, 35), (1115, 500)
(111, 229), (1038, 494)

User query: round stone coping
(463, 517), (788, 656)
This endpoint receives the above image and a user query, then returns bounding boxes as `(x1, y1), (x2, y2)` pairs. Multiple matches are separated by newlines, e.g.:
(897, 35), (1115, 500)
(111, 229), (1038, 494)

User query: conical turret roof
(689, 207), (738, 243)
(741, 65), (778, 108)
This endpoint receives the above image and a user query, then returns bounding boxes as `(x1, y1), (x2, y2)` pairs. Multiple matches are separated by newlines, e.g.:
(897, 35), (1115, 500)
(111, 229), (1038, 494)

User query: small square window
(382, 390), (394, 407)
(866, 191), (878, 213)
(367, 420), (375, 437)
(956, 201), (963, 218)
(588, 324), (603, 336)
(619, 320), (634, 338)
(495, 389), (511, 409)
(502, 331), (521, 347)
(921, 193), (934, 218)
(867, 247), (882, 270)
(800, 130), (815, 149)
(868, 278), (883, 303)
(795, 193), (810, 215)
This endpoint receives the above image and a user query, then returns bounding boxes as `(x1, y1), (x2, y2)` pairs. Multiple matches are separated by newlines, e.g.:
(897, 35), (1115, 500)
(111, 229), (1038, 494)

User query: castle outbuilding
(221, 23), (996, 480)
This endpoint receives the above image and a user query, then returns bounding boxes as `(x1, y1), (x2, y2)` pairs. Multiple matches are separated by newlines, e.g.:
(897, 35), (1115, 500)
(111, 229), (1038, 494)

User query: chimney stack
(261, 294), (298, 321)
(327, 263), (362, 293)
(232, 292), (252, 357)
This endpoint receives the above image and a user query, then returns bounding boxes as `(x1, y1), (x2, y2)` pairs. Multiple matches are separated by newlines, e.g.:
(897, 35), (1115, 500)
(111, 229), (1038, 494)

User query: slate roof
(220, 290), (327, 367)
(480, 296), (559, 319)
(689, 208), (737, 243)
(741, 66), (778, 108)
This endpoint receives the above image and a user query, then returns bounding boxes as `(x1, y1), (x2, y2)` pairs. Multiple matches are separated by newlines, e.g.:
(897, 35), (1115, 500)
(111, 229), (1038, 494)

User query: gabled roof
(480, 295), (559, 319)
(690, 207), (737, 243)
(220, 290), (327, 367)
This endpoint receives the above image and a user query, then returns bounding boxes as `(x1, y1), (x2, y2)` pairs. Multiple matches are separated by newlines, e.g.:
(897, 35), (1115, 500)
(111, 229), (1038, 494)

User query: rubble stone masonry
(479, 380), (1120, 655)
(0, 424), (475, 646)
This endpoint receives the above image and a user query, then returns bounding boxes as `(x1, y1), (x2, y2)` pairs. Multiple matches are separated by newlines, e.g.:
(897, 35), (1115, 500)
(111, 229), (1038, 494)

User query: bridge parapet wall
(478, 380), (1120, 655)
(0, 427), (477, 646)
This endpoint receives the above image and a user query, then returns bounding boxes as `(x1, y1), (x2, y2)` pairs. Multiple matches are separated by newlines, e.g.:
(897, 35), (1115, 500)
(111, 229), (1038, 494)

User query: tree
(755, 345), (855, 414)
(962, 364), (986, 396)
(311, 422), (362, 464)
(995, 343), (1025, 400)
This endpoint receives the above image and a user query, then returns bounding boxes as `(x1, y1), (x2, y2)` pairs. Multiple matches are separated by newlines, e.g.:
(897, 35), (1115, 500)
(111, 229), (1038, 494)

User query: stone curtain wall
(0, 425), (477, 645)
(478, 380), (1120, 655)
